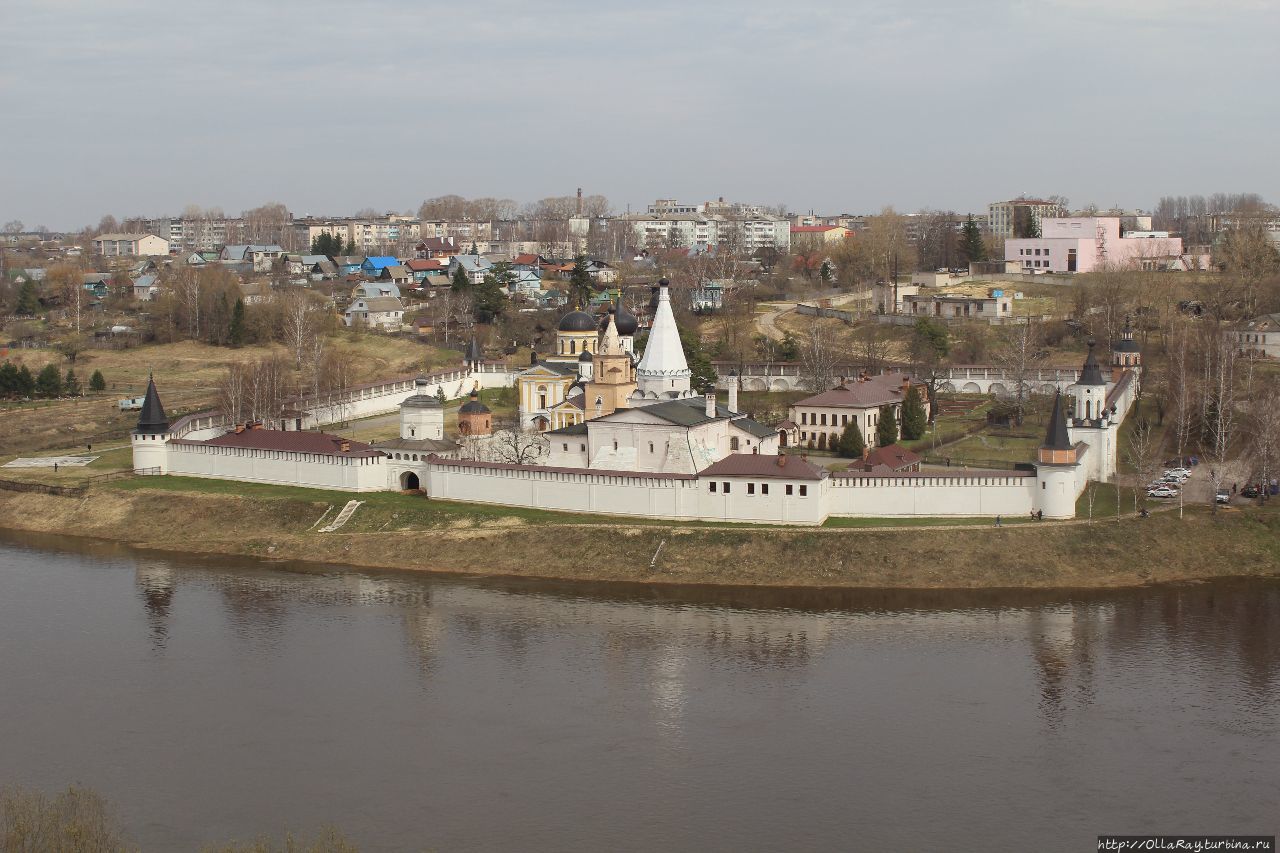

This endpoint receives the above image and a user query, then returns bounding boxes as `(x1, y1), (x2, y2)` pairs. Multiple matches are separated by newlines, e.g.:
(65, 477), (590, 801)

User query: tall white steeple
(633, 279), (694, 405)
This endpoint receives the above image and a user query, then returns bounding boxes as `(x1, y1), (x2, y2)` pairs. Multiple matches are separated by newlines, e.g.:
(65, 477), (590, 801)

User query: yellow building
(583, 311), (636, 419)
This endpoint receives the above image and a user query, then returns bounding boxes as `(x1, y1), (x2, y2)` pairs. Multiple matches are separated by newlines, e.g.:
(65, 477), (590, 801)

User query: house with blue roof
(336, 256), (364, 276)
(361, 256), (399, 276)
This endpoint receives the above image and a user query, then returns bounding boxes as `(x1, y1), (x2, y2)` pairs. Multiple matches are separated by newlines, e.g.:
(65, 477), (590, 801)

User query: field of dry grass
(0, 334), (461, 456)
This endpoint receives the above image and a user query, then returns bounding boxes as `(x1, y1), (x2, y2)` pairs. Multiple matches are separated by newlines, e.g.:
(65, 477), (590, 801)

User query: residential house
(220, 244), (284, 272)
(82, 273), (112, 300)
(584, 259), (617, 283)
(415, 237), (459, 259)
(784, 372), (928, 451)
(1233, 313), (1280, 359)
(93, 233), (170, 257)
(406, 258), (446, 283)
(361, 256), (399, 277)
(448, 254), (493, 285)
(239, 280), (272, 305)
(353, 282), (401, 299)
(507, 268), (543, 298)
(380, 265), (411, 287)
(132, 273), (160, 301)
(344, 295), (405, 329)
(335, 256), (364, 276)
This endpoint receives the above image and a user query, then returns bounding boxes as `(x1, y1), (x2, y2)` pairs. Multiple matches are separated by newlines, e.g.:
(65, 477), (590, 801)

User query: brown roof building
(784, 372), (928, 453)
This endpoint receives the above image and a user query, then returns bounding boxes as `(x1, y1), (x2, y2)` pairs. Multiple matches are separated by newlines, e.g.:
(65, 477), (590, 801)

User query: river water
(0, 530), (1276, 852)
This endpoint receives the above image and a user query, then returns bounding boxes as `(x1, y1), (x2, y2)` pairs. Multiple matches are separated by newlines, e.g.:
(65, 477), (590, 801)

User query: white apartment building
(621, 210), (789, 253)
(988, 198), (1065, 238)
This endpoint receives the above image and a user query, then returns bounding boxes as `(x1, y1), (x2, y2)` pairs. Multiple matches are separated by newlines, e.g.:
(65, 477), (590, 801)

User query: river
(0, 530), (1276, 851)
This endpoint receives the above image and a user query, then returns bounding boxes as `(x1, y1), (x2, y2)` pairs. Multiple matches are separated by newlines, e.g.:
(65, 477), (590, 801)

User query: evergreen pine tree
(0, 363), (19, 398)
(473, 274), (507, 323)
(876, 405), (898, 447)
(837, 420), (866, 459)
(16, 364), (36, 397)
(35, 363), (63, 398)
(228, 298), (246, 348)
(960, 216), (986, 263)
(434, 386), (447, 406)
(64, 369), (81, 396)
(451, 262), (471, 292)
(569, 253), (594, 308)
(900, 385), (927, 441)
(16, 281), (39, 316)
(89, 369), (106, 392)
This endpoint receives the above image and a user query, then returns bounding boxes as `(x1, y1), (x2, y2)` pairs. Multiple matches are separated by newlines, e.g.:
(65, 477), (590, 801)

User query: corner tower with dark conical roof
(131, 375), (171, 474)
(136, 375), (169, 434)
(1038, 390), (1077, 466)
(1034, 390), (1082, 519)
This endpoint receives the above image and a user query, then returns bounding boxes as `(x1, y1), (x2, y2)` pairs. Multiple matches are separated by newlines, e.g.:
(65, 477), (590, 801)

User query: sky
(2, 0), (1278, 230)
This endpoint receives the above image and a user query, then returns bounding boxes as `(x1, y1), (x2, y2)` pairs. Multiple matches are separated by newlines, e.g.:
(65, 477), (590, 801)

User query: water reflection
(134, 561), (175, 650)
(0, 528), (1277, 852)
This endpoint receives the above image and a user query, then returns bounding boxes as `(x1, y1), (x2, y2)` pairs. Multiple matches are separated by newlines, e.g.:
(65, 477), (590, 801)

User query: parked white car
(1148, 485), (1179, 498)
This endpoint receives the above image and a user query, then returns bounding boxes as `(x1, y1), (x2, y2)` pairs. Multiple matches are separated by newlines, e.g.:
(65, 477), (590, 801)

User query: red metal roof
(794, 372), (915, 409)
(862, 444), (922, 471)
(176, 429), (384, 458)
(700, 453), (827, 480)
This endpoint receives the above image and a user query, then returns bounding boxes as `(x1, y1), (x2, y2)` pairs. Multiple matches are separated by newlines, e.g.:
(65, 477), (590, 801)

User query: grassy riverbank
(1, 478), (1277, 589)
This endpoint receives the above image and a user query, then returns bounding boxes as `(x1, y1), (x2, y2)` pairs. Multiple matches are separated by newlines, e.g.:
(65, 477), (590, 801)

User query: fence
(0, 478), (86, 497)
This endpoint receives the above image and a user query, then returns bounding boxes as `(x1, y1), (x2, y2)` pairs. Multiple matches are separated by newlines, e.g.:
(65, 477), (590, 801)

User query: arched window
(570, 340), (576, 354)
(730, 436), (740, 451)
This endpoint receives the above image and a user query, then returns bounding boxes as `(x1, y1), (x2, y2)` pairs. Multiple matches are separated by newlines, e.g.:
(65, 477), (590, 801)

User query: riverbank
(0, 480), (1277, 589)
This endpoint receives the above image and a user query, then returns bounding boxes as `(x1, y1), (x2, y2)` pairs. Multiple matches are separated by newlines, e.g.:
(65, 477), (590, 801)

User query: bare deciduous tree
(991, 320), (1046, 425)
(799, 320), (839, 392)
(279, 291), (323, 370)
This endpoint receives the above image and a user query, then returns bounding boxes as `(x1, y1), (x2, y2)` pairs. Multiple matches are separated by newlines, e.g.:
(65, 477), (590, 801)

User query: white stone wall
(828, 474), (1037, 518)
(166, 443), (388, 492)
(302, 367), (515, 427)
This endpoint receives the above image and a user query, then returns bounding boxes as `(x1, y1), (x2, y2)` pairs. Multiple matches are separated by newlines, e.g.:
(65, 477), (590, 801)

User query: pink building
(1005, 217), (1183, 273)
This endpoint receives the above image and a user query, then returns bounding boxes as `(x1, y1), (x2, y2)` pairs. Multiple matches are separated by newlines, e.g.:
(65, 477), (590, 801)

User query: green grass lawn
(106, 476), (769, 529)
(1076, 483), (1141, 519)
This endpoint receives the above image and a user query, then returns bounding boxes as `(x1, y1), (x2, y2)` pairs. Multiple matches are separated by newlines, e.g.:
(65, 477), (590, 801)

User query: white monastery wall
(167, 443), (388, 492)
(828, 473), (1038, 518)
(302, 367), (515, 427)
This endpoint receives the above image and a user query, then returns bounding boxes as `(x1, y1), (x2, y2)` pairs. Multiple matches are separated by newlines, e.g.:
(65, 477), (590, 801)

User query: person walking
(995, 514), (1002, 528)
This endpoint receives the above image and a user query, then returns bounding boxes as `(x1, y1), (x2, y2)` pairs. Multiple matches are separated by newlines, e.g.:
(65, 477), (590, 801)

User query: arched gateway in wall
(400, 471), (420, 491)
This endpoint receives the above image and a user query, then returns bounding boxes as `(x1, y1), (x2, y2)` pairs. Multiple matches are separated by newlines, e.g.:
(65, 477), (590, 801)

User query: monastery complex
(132, 281), (1140, 524)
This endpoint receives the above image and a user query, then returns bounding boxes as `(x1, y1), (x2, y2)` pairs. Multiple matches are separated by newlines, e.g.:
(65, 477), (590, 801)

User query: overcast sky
(2, 0), (1277, 229)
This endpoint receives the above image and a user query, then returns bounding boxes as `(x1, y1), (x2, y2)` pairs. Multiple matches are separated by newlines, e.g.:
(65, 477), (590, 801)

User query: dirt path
(756, 304), (795, 342)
